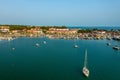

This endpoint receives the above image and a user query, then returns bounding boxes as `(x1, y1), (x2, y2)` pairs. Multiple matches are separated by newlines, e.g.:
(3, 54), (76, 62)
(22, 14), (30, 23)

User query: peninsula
(0, 25), (120, 41)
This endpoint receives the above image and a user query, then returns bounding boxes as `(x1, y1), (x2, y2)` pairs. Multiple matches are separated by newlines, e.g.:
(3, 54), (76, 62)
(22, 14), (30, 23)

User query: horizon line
(0, 24), (120, 27)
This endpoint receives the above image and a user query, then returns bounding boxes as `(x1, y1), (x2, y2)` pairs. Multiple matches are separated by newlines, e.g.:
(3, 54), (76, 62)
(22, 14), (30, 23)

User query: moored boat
(43, 41), (46, 44)
(35, 43), (40, 47)
(106, 42), (111, 46)
(113, 45), (120, 50)
(74, 45), (78, 48)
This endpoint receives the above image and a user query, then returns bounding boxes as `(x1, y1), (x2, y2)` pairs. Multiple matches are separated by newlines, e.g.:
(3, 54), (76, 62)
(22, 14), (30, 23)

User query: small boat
(8, 37), (13, 41)
(107, 37), (112, 40)
(106, 43), (111, 46)
(74, 45), (78, 48)
(113, 45), (120, 50)
(12, 48), (15, 50)
(83, 49), (89, 77)
(113, 37), (120, 41)
(35, 43), (40, 47)
(43, 41), (46, 44)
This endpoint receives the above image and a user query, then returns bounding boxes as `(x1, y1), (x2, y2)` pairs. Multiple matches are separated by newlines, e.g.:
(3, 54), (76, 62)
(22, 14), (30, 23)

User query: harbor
(0, 0), (120, 79)
(0, 26), (120, 41)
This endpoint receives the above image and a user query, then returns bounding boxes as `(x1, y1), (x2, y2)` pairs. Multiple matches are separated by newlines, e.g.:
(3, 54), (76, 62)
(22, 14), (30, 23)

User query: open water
(0, 37), (120, 80)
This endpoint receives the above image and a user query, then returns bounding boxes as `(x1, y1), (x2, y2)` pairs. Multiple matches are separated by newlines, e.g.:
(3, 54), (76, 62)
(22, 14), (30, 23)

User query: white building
(0, 26), (10, 32)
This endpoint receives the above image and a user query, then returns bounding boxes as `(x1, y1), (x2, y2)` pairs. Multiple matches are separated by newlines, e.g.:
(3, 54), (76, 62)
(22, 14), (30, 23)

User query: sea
(68, 26), (120, 30)
(0, 27), (120, 80)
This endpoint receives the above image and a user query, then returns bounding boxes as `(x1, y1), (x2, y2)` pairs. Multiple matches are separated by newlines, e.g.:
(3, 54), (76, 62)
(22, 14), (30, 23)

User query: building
(0, 26), (10, 32)
(46, 28), (78, 35)
(27, 27), (43, 34)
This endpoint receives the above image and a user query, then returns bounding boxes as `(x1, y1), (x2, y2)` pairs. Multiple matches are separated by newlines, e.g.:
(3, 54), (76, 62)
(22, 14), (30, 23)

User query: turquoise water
(68, 26), (120, 30)
(0, 37), (120, 80)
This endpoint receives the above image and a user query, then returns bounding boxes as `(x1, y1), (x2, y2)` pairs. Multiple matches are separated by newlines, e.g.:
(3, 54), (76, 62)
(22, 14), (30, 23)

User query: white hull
(74, 45), (78, 48)
(83, 67), (89, 77)
(35, 43), (40, 47)
(43, 41), (46, 44)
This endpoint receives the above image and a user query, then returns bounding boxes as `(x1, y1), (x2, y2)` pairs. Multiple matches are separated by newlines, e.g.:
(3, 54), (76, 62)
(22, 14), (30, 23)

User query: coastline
(0, 25), (120, 41)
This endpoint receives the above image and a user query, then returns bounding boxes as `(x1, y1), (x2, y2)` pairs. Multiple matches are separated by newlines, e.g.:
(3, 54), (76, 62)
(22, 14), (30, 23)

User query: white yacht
(74, 45), (78, 48)
(83, 49), (89, 77)
(35, 43), (40, 47)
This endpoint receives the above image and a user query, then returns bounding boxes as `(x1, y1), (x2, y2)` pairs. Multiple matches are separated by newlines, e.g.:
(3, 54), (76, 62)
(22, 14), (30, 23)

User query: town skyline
(0, 0), (120, 26)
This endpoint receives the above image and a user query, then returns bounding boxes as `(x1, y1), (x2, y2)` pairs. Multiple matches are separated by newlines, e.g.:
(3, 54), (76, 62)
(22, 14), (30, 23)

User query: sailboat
(83, 49), (89, 77)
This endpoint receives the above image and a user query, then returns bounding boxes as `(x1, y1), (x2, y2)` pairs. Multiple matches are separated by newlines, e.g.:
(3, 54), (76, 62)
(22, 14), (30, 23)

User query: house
(27, 27), (43, 34)
(0, 26), (10, 32)
(46, 28), (78, 35)
(68, 29), (78, 34)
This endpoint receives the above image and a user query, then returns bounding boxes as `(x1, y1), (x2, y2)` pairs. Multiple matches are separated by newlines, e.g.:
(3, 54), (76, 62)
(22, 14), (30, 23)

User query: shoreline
(0, 25), (120, 41)
(0, 35), (119, 41)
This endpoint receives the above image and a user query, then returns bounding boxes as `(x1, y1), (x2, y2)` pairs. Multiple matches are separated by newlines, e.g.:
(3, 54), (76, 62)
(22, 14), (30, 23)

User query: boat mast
(84, 49), (87, 68)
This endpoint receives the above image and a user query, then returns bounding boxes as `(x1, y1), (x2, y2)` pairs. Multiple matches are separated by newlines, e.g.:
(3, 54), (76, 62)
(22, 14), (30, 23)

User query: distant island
(0, 25), (120, 41)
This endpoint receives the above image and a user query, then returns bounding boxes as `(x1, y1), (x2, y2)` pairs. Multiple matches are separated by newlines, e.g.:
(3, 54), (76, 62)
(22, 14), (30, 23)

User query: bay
(0, 37), (120, 80)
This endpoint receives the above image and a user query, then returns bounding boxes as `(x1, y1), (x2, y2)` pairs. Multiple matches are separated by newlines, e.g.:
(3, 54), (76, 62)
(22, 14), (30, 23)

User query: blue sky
(0, 0), (120, 26)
